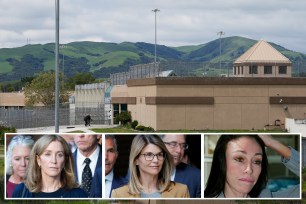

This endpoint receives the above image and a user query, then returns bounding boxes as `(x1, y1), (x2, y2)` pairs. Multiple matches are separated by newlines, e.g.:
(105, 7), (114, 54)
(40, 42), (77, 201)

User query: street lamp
(152, 9), (160, 70)
(217, 31), (225, 76)
(55, 0), (60, 132)
(60, 45), (67, 90)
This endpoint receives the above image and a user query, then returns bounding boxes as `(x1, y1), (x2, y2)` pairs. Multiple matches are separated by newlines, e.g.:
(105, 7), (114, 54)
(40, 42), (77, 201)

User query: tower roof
(234, 40), (291, 64)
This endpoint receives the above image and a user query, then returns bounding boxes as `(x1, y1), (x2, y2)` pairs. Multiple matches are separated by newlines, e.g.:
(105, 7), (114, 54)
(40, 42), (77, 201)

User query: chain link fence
(110, 61), (306, 85)
(0, 103), (111, 129)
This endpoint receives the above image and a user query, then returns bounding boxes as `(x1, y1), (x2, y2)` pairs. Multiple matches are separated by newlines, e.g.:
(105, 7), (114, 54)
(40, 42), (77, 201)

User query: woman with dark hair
(112, 134), (189, 198)
(12, 135), (87, 198)
(204, 134), (300, 198)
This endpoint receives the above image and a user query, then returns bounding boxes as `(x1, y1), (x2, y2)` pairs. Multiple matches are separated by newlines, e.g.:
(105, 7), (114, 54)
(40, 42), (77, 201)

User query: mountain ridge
(0, 36), (306, 82)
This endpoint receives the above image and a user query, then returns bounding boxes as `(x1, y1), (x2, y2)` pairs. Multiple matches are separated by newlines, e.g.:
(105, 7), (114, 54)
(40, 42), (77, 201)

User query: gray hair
(6, 135), (34, 175)
(105, 134), (118, 152)
(159, 134), (187, 141)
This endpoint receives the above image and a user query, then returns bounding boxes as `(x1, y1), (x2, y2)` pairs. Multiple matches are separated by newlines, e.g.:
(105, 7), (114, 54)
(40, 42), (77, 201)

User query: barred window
(249, 65), (258, 74)
(264, 66), (272, 74)
(279, 66), (287, 74)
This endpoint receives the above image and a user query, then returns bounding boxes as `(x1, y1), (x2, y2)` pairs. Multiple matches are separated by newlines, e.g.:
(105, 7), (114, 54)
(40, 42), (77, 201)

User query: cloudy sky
(1, 0), (306, 53)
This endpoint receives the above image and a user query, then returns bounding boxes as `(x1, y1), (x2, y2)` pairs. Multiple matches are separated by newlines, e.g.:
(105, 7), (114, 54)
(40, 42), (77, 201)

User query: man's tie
(81, 158), (92, 195)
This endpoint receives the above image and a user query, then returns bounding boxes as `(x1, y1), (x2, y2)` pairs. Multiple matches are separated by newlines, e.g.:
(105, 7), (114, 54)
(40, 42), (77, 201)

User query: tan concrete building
(233, 40), (292, 77)
(111, 77), (306, 130)
(0, 92), (26, 109)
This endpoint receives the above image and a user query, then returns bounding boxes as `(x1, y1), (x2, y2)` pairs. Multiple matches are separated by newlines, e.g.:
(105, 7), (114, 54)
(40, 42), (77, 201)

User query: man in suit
(90, 166), (102, 198)
(73, 134), (102, 197)
(160, 134), (201, 198)
(105, 135), (128, 198)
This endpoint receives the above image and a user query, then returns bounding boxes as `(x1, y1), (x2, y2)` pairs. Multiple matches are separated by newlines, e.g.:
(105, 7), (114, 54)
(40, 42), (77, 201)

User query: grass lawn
(90, 126), (286, 133)
(0, 158), (4, 176)
(0, 145), (4, 155)
(90, 127), (137, 133)
(0, 145), (4, 176)
(66, 130), (86, 133)
(303, 178), (306, 192)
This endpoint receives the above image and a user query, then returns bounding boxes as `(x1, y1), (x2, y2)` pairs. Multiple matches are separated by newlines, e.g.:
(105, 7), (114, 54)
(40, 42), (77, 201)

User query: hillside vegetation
(1, 36), (306, 83)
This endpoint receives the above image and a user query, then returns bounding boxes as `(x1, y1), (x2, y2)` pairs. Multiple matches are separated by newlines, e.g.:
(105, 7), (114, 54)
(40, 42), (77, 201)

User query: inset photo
(5, 134), (102, 199)
(105, 134), (201, 198)
(204, 133), (301, 199)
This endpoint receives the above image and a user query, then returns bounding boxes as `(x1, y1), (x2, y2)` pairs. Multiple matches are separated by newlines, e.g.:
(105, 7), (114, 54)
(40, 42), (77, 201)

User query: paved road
(17, 124), (118, 133)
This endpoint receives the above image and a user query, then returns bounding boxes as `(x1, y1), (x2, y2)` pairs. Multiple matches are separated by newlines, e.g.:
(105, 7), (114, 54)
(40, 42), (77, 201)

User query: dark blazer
(90, 166), (102, 198)
(174, 162), (201, 198)
(12, 183), (87, 198)
(109, 175), (128, 197)
(72, 145), (102, 196)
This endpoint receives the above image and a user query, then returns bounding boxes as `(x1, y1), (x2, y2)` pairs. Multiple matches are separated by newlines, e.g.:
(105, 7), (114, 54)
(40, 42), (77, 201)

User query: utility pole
(217, 31), (225, 76)
(55, 0), (60, 133)
(152, 8), (160, 74)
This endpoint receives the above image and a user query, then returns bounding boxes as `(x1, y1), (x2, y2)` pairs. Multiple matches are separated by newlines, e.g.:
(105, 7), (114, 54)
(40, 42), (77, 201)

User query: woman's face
(37, 141), (65, 179)
(11, 145), (31, 179)
(224, 137), (263, 198)
(136, 144), (164, 178)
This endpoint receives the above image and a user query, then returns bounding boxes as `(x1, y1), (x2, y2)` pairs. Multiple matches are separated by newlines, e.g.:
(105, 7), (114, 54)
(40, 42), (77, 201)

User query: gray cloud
(0, 0), (305, 53)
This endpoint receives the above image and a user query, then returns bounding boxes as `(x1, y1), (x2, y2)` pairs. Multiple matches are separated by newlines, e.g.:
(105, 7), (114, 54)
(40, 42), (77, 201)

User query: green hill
(0, 36), (306, 83)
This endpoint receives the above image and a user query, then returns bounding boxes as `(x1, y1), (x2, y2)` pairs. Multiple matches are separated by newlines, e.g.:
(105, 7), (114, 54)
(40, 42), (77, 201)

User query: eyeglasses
(164, 142), (188, 150)
(140, 152), (164, 161)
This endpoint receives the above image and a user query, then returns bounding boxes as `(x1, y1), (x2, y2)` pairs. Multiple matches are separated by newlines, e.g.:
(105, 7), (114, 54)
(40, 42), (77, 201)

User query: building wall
(111, 77), (306, 130)
(233, 64), (292, 78)
(0, 92), (26, 108)
(75, 83), (108, 108)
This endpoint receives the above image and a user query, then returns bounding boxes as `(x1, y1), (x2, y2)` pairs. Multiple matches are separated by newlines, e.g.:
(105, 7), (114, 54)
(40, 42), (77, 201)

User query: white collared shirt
(171, 167), (177, 181)
(76, 145), (100, 184)
(105, 170), (114, 198)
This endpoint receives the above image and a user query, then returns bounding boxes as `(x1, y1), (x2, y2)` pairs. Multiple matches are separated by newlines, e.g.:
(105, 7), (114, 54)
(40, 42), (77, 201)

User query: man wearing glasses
(160, 134), (201, 198)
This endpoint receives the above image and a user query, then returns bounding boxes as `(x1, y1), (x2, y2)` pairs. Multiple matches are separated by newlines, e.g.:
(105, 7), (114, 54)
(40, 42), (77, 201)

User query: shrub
(119, 111), (132, 125)
(115, 111), (132, 126)
(135, 125), (145, 131)
(114, 113), (119, 124)
(135, 125), (155, 132)
(0, 125), (16, 145)
(144, 126), (155, 132)
(131, 120), (138, 129)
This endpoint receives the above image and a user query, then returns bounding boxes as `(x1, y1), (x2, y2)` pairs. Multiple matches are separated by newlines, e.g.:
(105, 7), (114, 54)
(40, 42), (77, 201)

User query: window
(264, 66), (272, 74)
(234, 66), (237, 75)
(249, 65), (258, 74)
(121, 104), (127, 112)
(241, 66), (243, 75)
(279, 66), (287, 74)
(113, 104), (119, 124)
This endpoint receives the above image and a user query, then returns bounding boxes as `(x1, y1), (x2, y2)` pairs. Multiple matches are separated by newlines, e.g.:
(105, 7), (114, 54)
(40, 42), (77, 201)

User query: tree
(114, 111), (132, 125)
(66, 72), (96, 90)
(24, 72), (70, 106)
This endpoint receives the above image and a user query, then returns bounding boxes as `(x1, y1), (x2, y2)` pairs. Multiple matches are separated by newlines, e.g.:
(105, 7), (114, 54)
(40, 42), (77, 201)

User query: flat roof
(127, 77), (306, 86)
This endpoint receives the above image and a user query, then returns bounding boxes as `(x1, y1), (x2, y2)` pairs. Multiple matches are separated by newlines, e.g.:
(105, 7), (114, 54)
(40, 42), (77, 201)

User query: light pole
(152, 9), (160, 71)
(55, 0), (60, 132)
(60, 45), (66, 90)
(217, 31), (225, 76)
